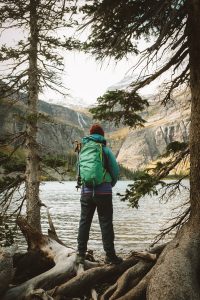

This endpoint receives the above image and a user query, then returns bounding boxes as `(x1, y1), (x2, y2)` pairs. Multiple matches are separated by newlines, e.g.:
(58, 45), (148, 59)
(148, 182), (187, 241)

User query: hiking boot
(76, 253), (85, 264)
(105, 254), (123, 265)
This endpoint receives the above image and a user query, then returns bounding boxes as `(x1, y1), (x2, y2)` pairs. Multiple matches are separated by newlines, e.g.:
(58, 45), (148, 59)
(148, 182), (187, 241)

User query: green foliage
(0, 151), (8, 161)
(43, 152), (77, 170)
(0, 147), (77, 177)
(82, 0), (186, 61)
(24, 112), (54, 124)
(90, 90), (148, 127)
(119, 171), (165, 208)
(166, 141), (188, 155)
(0, 149), (26, 173)
(43, 155), (66, 168)
(117, 141), (189, 208)
(0, 217), (16, 247)
(82, 0), (189, 103)
(119, 165), (146, 180)
(0, 0), (82, 231)
(4, 159), (26, 173)
(65, 152), (77, 171)
(0, 174), (24, 193)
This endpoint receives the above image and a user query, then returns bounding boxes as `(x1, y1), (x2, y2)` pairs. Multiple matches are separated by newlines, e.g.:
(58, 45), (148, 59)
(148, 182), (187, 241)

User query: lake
(14, 180), (189, 255)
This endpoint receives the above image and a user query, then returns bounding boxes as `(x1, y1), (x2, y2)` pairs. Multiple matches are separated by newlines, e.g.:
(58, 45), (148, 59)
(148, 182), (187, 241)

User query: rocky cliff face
(37, 100), (92, 154)
(0, 97), (92, 155)
(115, 89), (190, 170)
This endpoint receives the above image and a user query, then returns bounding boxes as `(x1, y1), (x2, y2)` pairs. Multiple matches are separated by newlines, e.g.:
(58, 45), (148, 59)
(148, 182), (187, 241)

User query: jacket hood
(82, 134), (107, 145)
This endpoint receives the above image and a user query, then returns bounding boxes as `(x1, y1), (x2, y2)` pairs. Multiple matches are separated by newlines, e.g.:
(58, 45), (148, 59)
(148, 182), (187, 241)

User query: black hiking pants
(77, 194), (115, 256)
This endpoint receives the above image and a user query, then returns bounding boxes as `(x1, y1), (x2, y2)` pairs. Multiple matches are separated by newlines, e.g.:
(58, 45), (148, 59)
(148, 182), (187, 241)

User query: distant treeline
(119, 165), (145, 180)
(0, 147), (77, 179)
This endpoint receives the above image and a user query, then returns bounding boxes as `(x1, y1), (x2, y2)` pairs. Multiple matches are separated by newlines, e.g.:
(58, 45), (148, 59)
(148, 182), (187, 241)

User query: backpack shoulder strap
(102, 146), (109, 172)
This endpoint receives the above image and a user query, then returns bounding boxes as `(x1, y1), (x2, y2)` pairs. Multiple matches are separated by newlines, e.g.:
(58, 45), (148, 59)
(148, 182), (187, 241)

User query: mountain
(0, 96), (92, 156)
(107, 75), (134, 91)
(0, 87), (190, 172)
(107, 74), (158, 99)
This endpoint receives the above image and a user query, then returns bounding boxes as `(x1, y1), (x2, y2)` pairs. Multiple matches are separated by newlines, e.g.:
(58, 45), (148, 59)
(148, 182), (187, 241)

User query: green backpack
(79, 140), (106, 187)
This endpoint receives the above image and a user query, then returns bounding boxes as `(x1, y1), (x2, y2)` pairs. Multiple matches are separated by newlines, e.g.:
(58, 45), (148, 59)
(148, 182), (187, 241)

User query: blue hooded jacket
(81, 133), (119, 187)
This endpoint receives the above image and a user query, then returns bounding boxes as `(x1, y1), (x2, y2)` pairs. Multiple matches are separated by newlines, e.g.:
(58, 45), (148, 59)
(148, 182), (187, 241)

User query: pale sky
(1, 23), (158, 106)
(43, 51), (138, 105)
(42, 44), (159, 106)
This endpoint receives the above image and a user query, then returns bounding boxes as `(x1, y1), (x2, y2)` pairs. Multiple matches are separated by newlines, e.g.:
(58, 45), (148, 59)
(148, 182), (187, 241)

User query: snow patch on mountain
(46, 94), (89, 109)
(107, 74), (158, 100)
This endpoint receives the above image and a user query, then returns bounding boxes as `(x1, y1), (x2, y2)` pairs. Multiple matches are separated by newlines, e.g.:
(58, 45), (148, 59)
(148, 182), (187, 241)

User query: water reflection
(14, 180), (189, 254)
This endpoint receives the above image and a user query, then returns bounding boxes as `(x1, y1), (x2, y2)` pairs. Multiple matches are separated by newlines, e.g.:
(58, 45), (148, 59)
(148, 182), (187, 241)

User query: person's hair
(90, 123), (104, 136)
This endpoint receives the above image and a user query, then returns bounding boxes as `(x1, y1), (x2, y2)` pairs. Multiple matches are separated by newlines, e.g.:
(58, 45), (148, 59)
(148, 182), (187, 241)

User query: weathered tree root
(100, 245), (166, 300)
(48, 257), (139, 299)
(0, 216), (168, 300)
(100, 248), (162, 300)
(101, 261), (154, 300)
(49, 248), (166, 299)
(116, 267), (154, 300)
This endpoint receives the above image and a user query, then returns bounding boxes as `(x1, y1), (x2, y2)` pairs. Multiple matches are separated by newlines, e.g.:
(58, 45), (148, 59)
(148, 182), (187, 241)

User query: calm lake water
(15, 180), (189, 254)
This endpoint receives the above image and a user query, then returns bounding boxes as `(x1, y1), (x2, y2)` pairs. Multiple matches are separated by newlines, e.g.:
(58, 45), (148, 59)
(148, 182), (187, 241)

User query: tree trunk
(188, 0), (200, 216)
(25, 0), (41, 232)
(146, 1), (200, 299)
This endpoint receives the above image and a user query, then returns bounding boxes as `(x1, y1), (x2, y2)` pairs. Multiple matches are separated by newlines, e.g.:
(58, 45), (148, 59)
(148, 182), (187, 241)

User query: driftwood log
(0, 215), (165, 300)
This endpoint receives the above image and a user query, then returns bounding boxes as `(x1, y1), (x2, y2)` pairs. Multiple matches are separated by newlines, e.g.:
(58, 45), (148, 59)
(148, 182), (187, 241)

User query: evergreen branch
(158, 176), (189, 202)
(130, 42), (188, 93)
(5, 58), (29, 74)
(0, 22), (27, 30)
(156, 147), (189, 179)
(0, 175), (24, 197)
(0, 80), (28, 98)
(0, 132), (26, 160)
(38, 35), (81, 50)
(151, 204), (190, 247)
(12, 194), (26, 218)
(90, 90), (149, 127)
(161, 65), (190, 104)
(0, 71), (28, 97)
(41, 75), (68, 95)
(0, 45), (29, 61)
(119, 145), (189, 208)
(37, 57), (64, 73)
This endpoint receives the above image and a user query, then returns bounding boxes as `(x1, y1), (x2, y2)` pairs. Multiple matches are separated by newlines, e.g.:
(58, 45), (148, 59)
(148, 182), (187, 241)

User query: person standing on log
(77, 124), (123, 265)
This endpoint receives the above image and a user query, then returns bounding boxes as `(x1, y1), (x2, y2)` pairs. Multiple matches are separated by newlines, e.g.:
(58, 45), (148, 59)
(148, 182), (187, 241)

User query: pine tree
(0, 0), (80, 231)
(81, 0), (200, 298)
